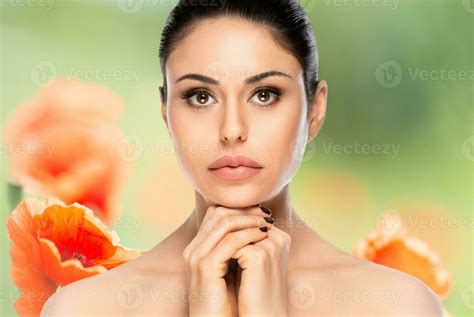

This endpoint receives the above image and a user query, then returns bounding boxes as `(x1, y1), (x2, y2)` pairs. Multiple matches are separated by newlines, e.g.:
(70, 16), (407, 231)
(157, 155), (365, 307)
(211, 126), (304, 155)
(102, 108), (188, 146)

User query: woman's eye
(250, 89), (281, 106)
(181, 88), (281, 108)
(186, 91), (216, 107)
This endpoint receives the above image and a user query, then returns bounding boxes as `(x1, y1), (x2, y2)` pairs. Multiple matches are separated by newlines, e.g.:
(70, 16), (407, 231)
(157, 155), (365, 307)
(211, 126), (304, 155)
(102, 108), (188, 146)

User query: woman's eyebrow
(174, 70), (292, 85)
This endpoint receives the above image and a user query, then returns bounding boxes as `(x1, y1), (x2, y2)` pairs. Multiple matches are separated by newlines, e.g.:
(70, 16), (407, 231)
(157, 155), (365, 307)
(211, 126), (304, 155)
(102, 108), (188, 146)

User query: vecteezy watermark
(204, 59), (304, 85)
(104, 217), (143, 232)
(461, 135), (474, 162)
(30, 61), (57, 88)
(408, 67), (474, 81)
(115, 134), (222, 162)
(408, 216), (474, 230)
(321, 289), (400, 303)
(461, 283), (474, 309)
(322, 0), (400, 10)
(116, 283), (144, 310)
(152, 287), (224, 305)
(116, 134), (145, 162)
(0, 289), (55, 304)
(115, 282), (227, 310)
(375, 61), (403, 88)
(0, 141), (55, 157)
(30, 61), (141, 88)
(289, 282), (316, 310)
(116, 0), (226, 14)
(288, 132), (317, 164)
(461, 0), (474, 13)
(321, 141), (401, 158)
(299, 0), (318, 13)
(375, 209), (404, 236)
(375, 60), (474, 88)
(116, 0), (144, 13)
(112, 135), (396, 164)
(34, 212), (143, 236)
(0, 0), (54, 10)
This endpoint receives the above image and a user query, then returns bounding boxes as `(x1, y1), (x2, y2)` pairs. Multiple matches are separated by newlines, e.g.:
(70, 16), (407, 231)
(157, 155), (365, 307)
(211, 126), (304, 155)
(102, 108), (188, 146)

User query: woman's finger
(190, 214), (272, 263)
(207, 227), (270, 265)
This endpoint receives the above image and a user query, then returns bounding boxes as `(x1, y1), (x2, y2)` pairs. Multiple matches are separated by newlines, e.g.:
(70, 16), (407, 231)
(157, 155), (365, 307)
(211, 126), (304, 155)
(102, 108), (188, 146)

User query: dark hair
(158, 0), (319, 113)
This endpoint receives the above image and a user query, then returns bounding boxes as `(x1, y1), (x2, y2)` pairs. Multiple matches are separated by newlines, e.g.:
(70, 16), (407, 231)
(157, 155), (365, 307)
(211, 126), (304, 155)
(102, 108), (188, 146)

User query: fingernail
(259, 226), (268, 232)
(260, 206), (272, 215)
(264, 217), (274, 224)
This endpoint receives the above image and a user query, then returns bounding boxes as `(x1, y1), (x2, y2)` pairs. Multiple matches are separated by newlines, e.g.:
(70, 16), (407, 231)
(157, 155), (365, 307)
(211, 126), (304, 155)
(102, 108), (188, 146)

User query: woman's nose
(219, 100), (248, 144)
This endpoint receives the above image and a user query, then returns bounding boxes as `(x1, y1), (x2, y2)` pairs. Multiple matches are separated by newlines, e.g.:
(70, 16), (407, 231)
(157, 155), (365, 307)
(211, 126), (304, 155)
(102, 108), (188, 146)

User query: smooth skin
(41, 17), (443, 316)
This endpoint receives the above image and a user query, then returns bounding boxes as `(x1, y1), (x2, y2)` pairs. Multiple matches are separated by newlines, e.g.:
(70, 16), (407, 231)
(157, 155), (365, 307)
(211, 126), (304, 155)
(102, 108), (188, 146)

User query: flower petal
(7, 199), (58, 316)
(39, 238), (106, 286)
(353, 223), (453, 299)
(96, 246), (147, 270)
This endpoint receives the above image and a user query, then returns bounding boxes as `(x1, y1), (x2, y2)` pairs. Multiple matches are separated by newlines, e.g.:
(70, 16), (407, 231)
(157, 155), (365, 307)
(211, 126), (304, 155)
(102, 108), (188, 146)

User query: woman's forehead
(165, 17), (302, 84)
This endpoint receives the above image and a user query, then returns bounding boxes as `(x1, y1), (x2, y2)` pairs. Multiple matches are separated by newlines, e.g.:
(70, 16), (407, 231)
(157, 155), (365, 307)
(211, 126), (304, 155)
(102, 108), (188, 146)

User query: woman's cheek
(174, 132), (213, 184)
(275, 115), (307, 182)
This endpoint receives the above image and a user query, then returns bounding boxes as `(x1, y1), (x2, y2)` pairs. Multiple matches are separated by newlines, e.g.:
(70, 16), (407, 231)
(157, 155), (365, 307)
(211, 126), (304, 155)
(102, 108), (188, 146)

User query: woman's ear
(159, 86), (169, 130)
(307, 80), (328, 144)
(159, 85), (166, 105)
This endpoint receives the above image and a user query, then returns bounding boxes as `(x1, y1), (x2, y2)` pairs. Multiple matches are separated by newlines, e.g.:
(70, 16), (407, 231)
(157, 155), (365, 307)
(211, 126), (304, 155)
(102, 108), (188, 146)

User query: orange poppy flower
(353, 214), (452, 299)
(7, 196), (146, 316)
(3, 78), (131, 221)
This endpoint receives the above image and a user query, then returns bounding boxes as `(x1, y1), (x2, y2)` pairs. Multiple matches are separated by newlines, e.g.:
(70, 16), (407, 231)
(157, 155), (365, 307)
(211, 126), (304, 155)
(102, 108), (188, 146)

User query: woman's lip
(209, 166), (263, 181)
(208, 155), (263, 169)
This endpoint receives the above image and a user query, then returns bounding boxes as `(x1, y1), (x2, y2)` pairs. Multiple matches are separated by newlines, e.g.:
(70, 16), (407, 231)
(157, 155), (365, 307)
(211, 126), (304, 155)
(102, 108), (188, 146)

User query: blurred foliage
(1, 0), (472, 315)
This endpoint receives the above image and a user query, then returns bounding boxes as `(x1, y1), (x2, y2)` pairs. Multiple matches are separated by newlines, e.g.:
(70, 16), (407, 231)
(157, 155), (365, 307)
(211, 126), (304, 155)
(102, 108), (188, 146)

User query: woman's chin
(207, 189), (265, 209)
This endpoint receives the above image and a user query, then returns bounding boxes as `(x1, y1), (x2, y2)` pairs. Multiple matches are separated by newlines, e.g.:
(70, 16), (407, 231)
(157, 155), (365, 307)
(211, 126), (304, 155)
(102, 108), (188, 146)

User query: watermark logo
(322, 0), (399, 10)
(408, 68), (474, 81)
(375, 61), (474, 87)
(289, 133), (317, 164)
(0, 141), (55, 157)
(322, 289), (400, 303)
(461, 0), (474, 13)
(299, 0), (317, 13)
(116, 282), (144, 310)
(0, 0), (54, 10)
(205, 60), (231, 82)
(375, 209), (403, 236)
(117, 0), (144, 14)
(36, 210), (58, 236)
(461, 283), (474, 309)
(321, 141), (400, 158)
(461, 135), (474, 162)
(31, 61), (57, 88)
(116, 134), (145, 162)
(375, 61), (402, 88)
(30, 61), (141, 88)
(289, 282), (316, 310)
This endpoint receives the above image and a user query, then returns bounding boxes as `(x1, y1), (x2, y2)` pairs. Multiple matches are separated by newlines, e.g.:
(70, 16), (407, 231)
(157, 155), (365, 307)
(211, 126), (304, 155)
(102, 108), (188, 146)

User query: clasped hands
(183, 204), (291, 316)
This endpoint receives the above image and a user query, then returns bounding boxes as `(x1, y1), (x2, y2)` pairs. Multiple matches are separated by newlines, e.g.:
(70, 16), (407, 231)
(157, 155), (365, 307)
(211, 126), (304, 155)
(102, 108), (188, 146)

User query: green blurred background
(0, 0), (472, 315)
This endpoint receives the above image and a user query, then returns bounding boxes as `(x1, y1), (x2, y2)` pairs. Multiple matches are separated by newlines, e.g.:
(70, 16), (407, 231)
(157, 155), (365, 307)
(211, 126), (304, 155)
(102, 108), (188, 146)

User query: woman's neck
(185, 183), (296, 238)
(149, 183), (317, 275)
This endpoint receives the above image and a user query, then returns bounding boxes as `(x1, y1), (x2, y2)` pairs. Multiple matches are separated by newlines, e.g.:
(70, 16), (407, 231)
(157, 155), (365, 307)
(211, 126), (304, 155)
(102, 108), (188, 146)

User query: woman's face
(162, 17), (323, 208)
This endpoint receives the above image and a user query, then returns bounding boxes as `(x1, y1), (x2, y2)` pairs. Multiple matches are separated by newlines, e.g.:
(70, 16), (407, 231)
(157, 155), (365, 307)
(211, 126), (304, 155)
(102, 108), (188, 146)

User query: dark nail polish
(260, 206), (272, 215)
(264, 217), (274, 224)
(259, 226), (268, 232)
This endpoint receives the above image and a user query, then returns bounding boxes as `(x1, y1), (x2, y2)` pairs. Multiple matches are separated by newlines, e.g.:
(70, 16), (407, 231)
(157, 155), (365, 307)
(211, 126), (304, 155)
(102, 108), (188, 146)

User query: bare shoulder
(362, 260), (444, 314)
(40, 253), (188, 316)
(288, 239), (444, 316)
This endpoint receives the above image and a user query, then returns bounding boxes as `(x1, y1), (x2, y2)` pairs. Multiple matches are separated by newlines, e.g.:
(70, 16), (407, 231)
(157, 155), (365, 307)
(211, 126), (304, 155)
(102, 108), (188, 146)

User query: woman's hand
(232, 220), (291, 316)
(182, 205), (274, 316)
